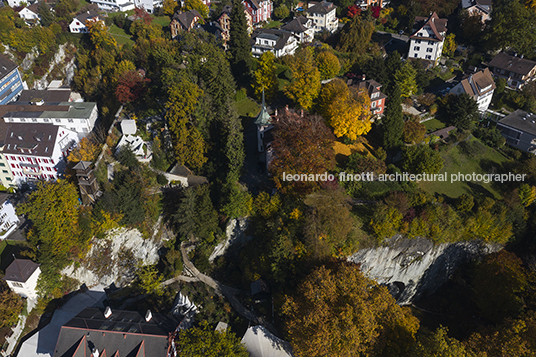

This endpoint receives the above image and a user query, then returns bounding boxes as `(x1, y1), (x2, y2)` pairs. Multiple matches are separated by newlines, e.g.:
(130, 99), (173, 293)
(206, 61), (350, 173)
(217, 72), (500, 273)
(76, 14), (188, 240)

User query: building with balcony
(408, 12), (448, 66)
(488, 52), (536, 90)
(242, 0), (272, 24)
(449, 68), (495, 112)
(281, 16), (314, 43)
(306, 1), (338, 33)
(0, 54), (23, 105)
(251, 28), (298, 58)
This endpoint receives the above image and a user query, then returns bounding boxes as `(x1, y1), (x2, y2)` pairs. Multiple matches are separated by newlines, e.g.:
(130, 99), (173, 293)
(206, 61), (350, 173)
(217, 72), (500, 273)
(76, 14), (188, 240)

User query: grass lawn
(235, 98), (260, 118)
(419, 138), (511, 199)
(422, 118), (446, 133)
(263, 20), (282, 28)
(109, 25), (134, 47)
(152, 15), (170, 27)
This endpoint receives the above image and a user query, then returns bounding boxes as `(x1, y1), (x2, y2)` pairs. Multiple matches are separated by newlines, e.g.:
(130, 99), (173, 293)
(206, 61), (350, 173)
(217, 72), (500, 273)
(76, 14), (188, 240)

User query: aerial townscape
(1, 0), (536, 355)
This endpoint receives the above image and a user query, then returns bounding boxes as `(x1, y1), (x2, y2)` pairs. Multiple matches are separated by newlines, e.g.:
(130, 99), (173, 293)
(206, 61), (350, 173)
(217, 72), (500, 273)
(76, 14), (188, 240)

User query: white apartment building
(408, 12), (448, 66)
(0, 194), (19, 240)
(251, 29), (299, 58)
(306, 1), (337, 33)
(449, 68), (496, 112)
(3, 123), (78, 185)
(89, 0), (135, 12)
(3, 259), (41, 299)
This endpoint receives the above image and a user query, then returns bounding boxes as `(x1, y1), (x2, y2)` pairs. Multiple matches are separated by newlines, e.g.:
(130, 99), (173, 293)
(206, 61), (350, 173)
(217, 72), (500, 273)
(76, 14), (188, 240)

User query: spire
(254, 88), (272, 126)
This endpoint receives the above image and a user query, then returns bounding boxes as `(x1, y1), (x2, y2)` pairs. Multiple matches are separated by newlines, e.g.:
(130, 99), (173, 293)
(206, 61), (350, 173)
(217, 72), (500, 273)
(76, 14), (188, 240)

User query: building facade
(449, 68), (495, 112)
(68, 11), (101, 33)
(357, 78), (387, 116)
(251, 28), (298, 58)
(408, 12), (448, 66)
(242, 0), (272, 24)
(218, 4), (254, 47)
(306, 1), (337, 33)
(0, 193), (19, 240)
(497, 110), (536, 153)
(171, 10), (203, 38)
(488, 53), (536, 90)
(89, 0), (135, 12)
(0, 55), (24, 105)
(3, 259), (41, 299)
(281, 16), (314, 43)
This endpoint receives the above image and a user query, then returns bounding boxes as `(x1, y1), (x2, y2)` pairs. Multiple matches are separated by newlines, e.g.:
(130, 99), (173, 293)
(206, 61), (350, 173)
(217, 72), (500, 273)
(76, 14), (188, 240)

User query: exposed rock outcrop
(348, 236), (502, 305)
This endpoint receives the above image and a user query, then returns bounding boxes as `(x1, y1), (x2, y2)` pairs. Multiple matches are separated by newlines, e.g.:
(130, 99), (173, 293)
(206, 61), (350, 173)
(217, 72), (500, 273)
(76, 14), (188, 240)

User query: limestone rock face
(347, 236), (502, 304)
(62, 228), (161, 288)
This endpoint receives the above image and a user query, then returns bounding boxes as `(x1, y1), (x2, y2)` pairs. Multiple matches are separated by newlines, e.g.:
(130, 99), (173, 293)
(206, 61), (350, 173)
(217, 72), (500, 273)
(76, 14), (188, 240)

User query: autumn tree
(68, 137), (100, 163)
(162, 0), (180, 15)
(382, 85), (404, 149)
(136, 265), (164, 296)
(414, 326), (483, 357)
(403, 120), (426, 144)
(228, 0), (252, 82)
(0, 281), (24, 329)
(183, 0), (209, 17)
(115, 70), (150, 104)
(337, 15), (375, 53)
(442, 33), (457, 57)
(252, 51), (278, 101)
(17, 180), (84, 266)
(87, 19), (117, 50)
(519, 183), (536, 206)
(282, 264), (419, 357)
(270, 110), (336, 194)
(165, 78), (207, 171)
(315, 51), (340, 80)
(284, 48), (321, 110)
(402, 145), (444, 174)
(38, 2), (55, 27)
(317, 78), (349, 117)
(325, 86), (372, 140)
(178, 321), (249, 356)
(394, 62), (418, 97)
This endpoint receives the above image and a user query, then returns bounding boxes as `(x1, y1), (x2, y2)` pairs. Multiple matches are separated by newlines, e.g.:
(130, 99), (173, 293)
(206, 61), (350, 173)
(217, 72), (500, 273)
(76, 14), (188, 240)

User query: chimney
(362, 74), (366, 81)
(275, 108), (278, 116)
(285, 105), (289, 113)
(145, 309), (152, 322)
(104, 306), (112, 318)
(300, 109), (304, 117)
(91, 348), (99, 357)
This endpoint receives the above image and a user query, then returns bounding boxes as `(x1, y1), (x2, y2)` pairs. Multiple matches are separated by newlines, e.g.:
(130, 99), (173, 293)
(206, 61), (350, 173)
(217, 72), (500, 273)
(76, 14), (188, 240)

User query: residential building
(356, 78), (387, 116)
(0, 54), (24, 105)
(53, 307), (181, 357)
(461, 0), (491, 22)
(0, 194), (19, 239)
(488, 52), (536, 90)
(0, 151), (15, 188)
(0, 101), (98, 137)
(18, 3), (40, 24)
(6, 0), (28, 7)
(132, 0), (163, 13)
(217, 4), (254, 47)
(89, 0), (135, 11)
(2, 123), (79, 185)
(115, 134), (148, 159)
(241, 325), (294, 357)
(15, 89), (72, 105)
(497, 110), (536, 153)
(449, 68), (496, 112)
(171, 10), (203, 38)
(3, 259), (40, 299)
(408, 12), (448, 66)
(242, 0), (272, 24)
(68, 10), (101, 33)
(251, 28), (299, 58)
(281, 16), (314, 43)
(355, 0), (383, 10)
(306, 1), (337, 33)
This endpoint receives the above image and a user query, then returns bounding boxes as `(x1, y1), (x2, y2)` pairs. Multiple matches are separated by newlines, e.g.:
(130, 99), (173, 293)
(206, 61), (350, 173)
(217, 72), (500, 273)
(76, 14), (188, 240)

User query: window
(414, 54), (418, 58)
(426, 48), (433, 53)
(0, 163), (4, 167)
(56, 119), (61, 122)
(426, 55), (432, 60)
(2, 170), (7, 174)
(377, 99), (382, 105)
(11, 282), (23, 288)
(414, 46), (420, 51)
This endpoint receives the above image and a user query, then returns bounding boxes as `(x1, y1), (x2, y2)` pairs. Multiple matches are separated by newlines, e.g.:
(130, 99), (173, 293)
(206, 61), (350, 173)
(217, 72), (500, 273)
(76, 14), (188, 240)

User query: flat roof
(498, 109), (536, 137)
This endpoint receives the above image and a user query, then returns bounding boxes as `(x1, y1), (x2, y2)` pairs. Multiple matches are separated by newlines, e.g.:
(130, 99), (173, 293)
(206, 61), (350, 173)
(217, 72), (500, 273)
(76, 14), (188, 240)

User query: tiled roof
(281, 16), (309, 33)
(75, 10), (100, 23)
(459, 68), (496, 97)
(498, 109), (536, 137)
(489, 53), (536, 76)
(410, 12), (447, 42)
(252, 28), (292, 50)
(2, 123), (61, 158)
(172, 9), (202, 30)
(307, 0), (336, 14)
(3, 259), (39, 283)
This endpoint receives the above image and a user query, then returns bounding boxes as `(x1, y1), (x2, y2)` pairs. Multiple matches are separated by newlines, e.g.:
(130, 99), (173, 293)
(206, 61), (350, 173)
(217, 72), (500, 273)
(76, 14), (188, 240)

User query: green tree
(337, 15), (375, 53)
(414, 326), (483, 357)
(456, 194), (475, 212)
(222, 183), (253, 218)
(228, 0), (252, 82)
(518, 183), (536, 207)
(162, 0), (180, 15)
(394, 62), (418, 97)
(178, 321), (249, 356)
(443, 93), (479, 130)
(17, 180), (83, 266)
(284, 48), (321, 110)
(252, 51), (278, 101)
(37, 2), (55, 27)
(274, 3), (290, 19)
(382, 85), (404, 149)
(315, 51), (341, 80)
(0, 281), (24, 328)
(282, 264), (419, 357)
(136, 265), (164, 296)
(402, 145), (444, 174)
(403, 120), (426, 144)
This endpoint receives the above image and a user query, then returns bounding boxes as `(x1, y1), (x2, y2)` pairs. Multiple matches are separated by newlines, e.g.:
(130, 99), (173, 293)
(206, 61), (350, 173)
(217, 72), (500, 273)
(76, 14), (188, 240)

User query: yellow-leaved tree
(325, 86), (372, 140)
(183, 0), (209, 18)
(86, 20), (117, 50)
(315, 51), (341, 80)
(252, 51), (278, 101)
(162, 0), (180, 15)
(284, 48), (321, 110)
(67, 137), (100, 163)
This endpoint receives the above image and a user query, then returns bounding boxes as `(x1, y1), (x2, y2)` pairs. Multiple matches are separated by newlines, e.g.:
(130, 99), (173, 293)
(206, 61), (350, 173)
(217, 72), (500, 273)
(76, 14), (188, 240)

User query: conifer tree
(382, 85), (404, 150)
(228, 0), (252, 82)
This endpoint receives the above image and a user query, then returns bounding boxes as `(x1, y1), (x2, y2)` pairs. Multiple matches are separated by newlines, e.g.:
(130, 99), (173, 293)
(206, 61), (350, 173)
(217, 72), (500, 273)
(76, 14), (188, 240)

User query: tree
(442, 33), (456, 57)
(270, 110), (336, 194)
(442, 94), (479, 130)
(67, 136), (99, 163)
(17, 180), (83, 266)
(162, 0), (179, 15)
(382, 85), (404, 149)
(518, 183), (536, 207)
(252, 51), (278, 101)
(136, 265), (164, 296)
(403, 120), (426, 144)
(402, 145), (444, 174)
(228, 0), (252, 82)
(282, 264), (419, 357)
(174, 185), (220, 242)
(394, 62), (418, 97)
(370, 204), (403, 241)
(183, 0), (209, 17)
(115, 70), (150, 104)
(222, 183), (253, 218)
(86, 20), (117, 50)
(0, 281), (24, 329)
(37, 2), (55, 27)
(315, 51), (340, 80)
(177, 321), (249, 356)
(414, 326), (483, 357)
(317, 78), (349, 117)
(165, 78), (207, 171)
(337, 15), (375, 53)
(284, 48), (321, 110)
(325, 86), (372, 140)
(274, 3), (290, 19)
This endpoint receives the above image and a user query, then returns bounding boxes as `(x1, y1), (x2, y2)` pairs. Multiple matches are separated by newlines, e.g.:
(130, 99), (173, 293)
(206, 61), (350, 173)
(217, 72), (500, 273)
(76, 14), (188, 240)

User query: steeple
(254, 89), (272, 126)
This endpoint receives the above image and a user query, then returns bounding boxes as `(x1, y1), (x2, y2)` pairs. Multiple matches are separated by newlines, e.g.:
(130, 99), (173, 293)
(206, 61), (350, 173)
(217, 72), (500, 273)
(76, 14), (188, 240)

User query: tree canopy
(284, 48), (321, 110)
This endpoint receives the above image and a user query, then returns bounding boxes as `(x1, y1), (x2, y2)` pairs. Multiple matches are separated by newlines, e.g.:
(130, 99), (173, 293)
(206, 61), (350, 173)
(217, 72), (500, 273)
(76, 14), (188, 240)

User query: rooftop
(488, 52), (536, 76)
(498, 109), (536, 137)
(16, 90), (71, 105)
(411, 12), (447, 42)
(0, 54), (18, 80)
(3, 259), (40, 283)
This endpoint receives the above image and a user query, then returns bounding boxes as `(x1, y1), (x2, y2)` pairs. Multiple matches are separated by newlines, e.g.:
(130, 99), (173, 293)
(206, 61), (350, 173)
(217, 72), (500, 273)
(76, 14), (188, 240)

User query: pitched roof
(72, 161), (93, 170)
(488, 52), (536, 76)
(356, 79), (388, 101)
(459, 68), (496, 97)
(26, 3), (39, 13)
(53, 307), (181, 357)
(252, 28), (293, 50)
(172, 9), (202, 30)
(16, 90), (71, 105)
(254, 91), (271, 126)
(3, 259), (40, 283)
(2, 123), (62, 158)
(307, 0), (336, 14)
(75, 10), (100, 23)
(498, 109), (536, 137)
(241, 325), (294, 357)
(410, 12), (447, 42)
(281, 16), (310, 33)
(0, 54), (18, 80)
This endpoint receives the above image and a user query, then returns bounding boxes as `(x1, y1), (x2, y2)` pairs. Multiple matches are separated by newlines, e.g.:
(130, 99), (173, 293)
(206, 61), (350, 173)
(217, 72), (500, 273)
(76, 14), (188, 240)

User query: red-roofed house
(408, 12), (448, 66)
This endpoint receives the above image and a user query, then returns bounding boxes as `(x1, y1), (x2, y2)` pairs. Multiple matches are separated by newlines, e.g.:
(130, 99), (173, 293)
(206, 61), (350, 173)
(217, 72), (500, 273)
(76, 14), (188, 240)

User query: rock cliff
(348, 236), (502, 304)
